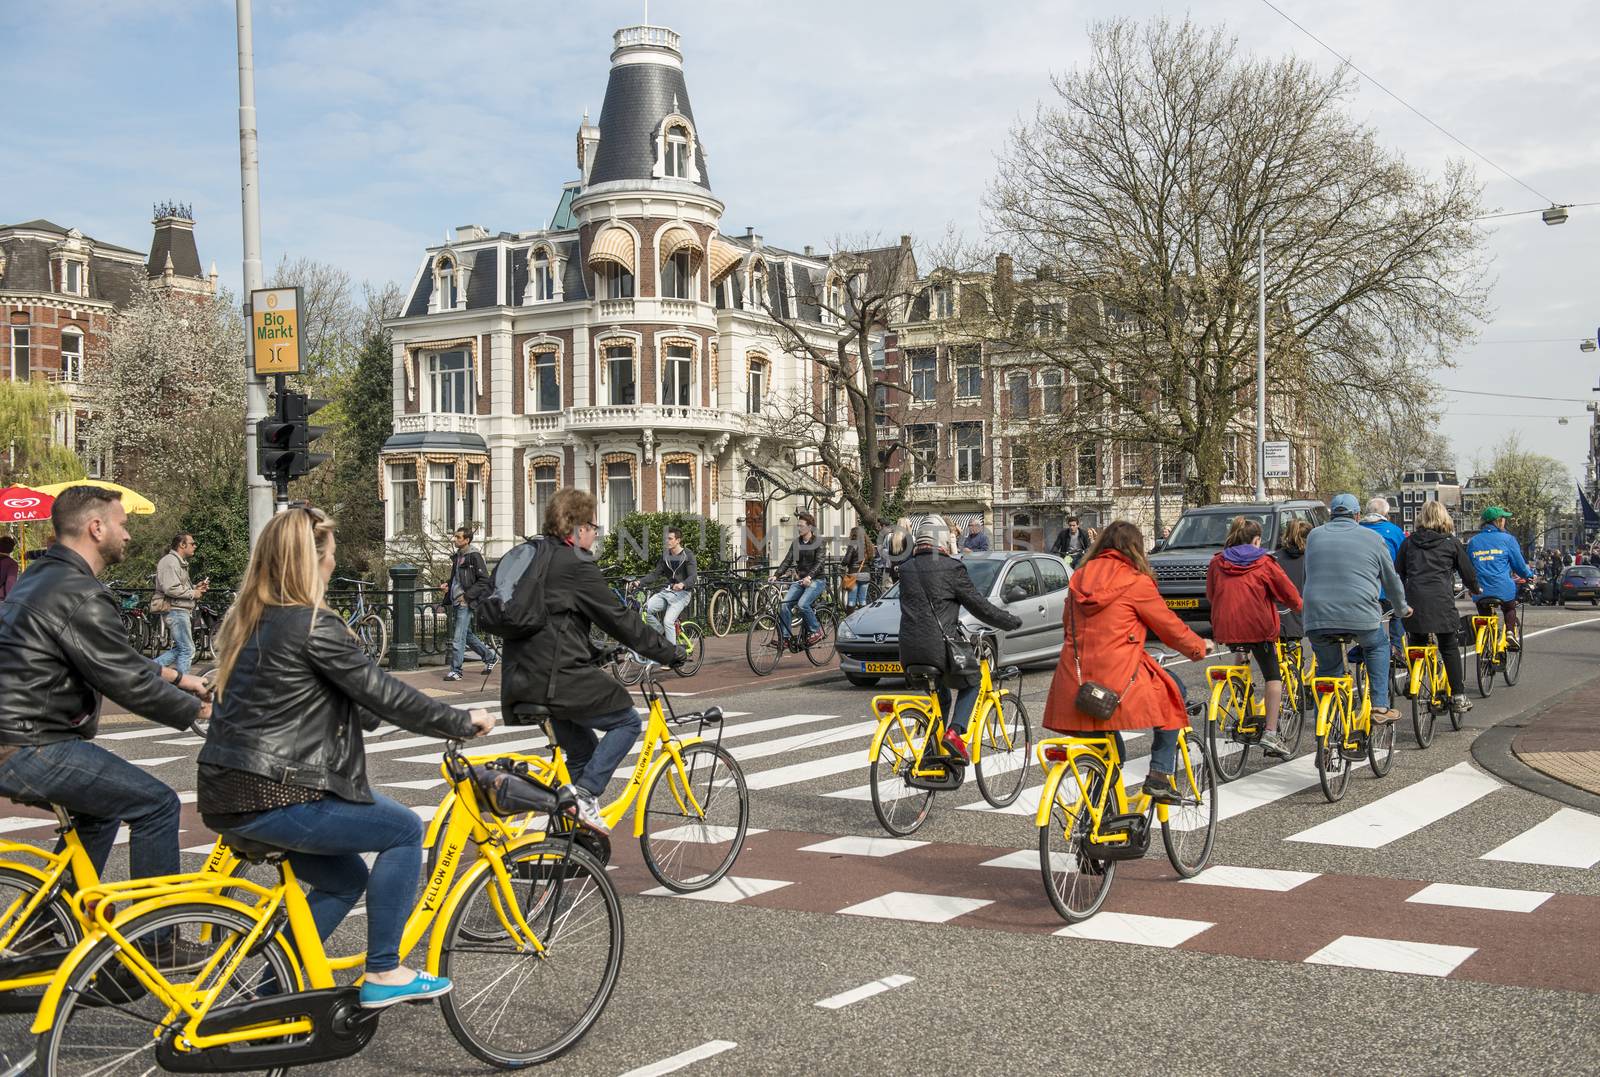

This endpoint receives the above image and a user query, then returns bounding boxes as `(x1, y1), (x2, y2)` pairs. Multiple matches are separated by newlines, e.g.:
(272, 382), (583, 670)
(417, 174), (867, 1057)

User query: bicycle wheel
(0, 865), (81, 1030)
(869, 714), (935, 836)
(1039, 757), (1115, 924)
(639, 742), (748, 892)
(1206, 682), (1249, 783)
(707, 588), (734, 637)
(745, 613), (782, 676)
(974, 694), (1031, 808)
(1476, 642), (1496, 698)
(672, 622), (705, 677)
(804, 607), (837, 666)
(1367, 710), (1396, 777)
(1276, 681), (1304, 757)
(1161, 735), (1217, 877)
(38, 902), (300, 1077)
(440, 844), (622, 1068)
(614, 650), (645, 686)
(1411, 663), (1436, 749)
(1316, 704), (1351, 803)
(356, 612), (389, 664)
(1503, 621), (1523, 686)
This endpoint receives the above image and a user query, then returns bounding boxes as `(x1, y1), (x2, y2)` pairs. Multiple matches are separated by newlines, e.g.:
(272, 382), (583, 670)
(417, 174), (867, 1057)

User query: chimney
(900, 234), (912, 248)
(803, 245), (814, 257)
(995, 253), (1013, 282)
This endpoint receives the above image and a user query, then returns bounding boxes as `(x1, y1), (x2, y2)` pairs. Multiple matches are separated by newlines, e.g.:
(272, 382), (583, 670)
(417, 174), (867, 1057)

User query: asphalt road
(4, 606), (1599, 1076)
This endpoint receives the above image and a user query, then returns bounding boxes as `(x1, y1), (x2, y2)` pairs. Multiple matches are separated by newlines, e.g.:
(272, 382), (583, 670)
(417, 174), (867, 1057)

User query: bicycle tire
(439, 844), (622, 1068)
(804, 608), (837, 666)
(974, 694), (1031, 808)
(1276, 680), (1304, 757)
(1316, 701), (1351, 803)
(1367, 711), (1396, 777)
(1503, 622), (1523, 686)
(1476, 646), (1496, 698)
(1161, 734), (1218, 877)
(356, 612), (389, 664)
(1039, 755), (1115, 923)
(1207, 681), (1248, 783)
(745, 613), (782, 676)
(869, 714), (934, 836)
(673, 623), (705, 677)
(639, 743), (748, 892)
(0, 865), (81, 1031)
(707, 588), (734, 638)
(38, 902), (300, 1077)
(614, 650), (645, 686)
(1411, 662), (1436, 749)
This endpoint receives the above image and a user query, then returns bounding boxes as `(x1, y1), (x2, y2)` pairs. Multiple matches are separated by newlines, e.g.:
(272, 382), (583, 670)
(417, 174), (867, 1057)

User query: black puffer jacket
(199, 606), (471, 804)
(1272, 547), (1308, 638)
(1396, 528), (1479, 635)
(0, 545), (199, 745)
(896, 548), (1020, 686)
(502, 540), (679, 720)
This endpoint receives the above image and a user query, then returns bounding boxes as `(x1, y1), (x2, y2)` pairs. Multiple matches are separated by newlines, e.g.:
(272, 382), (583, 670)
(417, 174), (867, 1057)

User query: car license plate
(865, 662), (903, 674)
(1165, 598), (1200, 610)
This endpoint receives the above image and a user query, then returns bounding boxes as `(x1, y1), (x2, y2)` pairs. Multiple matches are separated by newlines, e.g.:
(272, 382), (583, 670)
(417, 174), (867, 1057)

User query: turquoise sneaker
(358, 971), (453, 1009)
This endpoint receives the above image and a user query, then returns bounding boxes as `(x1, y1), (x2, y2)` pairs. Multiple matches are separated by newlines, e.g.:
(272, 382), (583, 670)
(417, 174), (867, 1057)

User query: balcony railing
(911, 482), (991, 502)
(394, 413), (480, 435)
(660, 298), (699, 320)
(614, 25), (681, 52)
(567, 404), (744, 431)
(596, 298), (635, 320)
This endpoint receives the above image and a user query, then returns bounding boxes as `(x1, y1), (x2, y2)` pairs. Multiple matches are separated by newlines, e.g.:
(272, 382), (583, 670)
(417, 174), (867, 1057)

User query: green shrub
(597, 512), (729, 577)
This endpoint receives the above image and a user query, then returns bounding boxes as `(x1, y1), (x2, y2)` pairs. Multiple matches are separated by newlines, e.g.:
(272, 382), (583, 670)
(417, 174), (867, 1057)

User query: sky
(5, 0), (1598, 482)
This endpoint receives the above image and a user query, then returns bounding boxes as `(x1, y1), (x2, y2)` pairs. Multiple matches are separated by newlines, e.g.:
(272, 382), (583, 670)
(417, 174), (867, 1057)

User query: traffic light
(283, 392), (332, 479)
(257, 405), (298, 483)
(256, 389), (332, 484)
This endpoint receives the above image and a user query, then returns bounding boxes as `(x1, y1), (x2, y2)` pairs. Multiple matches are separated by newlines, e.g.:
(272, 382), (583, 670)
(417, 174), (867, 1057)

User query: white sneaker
(1259, 730), (1289, 758)
(562, 785), (610, 835)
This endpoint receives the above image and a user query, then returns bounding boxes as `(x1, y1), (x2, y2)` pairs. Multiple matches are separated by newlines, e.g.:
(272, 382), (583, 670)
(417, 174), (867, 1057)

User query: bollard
(388, 563), (419, 671)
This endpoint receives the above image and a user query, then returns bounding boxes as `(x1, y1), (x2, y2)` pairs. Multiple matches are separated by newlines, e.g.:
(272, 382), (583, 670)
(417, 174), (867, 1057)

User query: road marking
(640, 876), (790, 903)
(1405, 882), (1553, 913)
(799, 835), (927, 857)
(742, 750), (868, 791)
(814, 974), (916, 1010)
(727, 720), (875, 763)
(979, 849), (1038, 870)
(182, 842), (217, 854)
(646, 824), (765, 844)
(0, 818), (53, 834)
(1054, 912), (1213, 948)
(1304, 935), (1476, 977)
(369, 722), (531, 757)
(1286, 762), (1502, 849)
(99, 727), (185, 741)
(383, 778), (449, 791)
(619, 1039), (738, 1077)
(1181, 865), (1321, 892)
(160, 736), (205, 746)
(129, 756), (186, 767)
(1481, 807), (1600, 868)
(1524, 617), (1600, 639)
(838, 891), (991, 924)
(1170, 755), (1322, 830)
(411, 805), (437, 821)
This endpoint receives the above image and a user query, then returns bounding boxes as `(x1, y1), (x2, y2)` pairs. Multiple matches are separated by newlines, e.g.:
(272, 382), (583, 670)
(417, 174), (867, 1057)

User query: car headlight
(836, 621), (856, 641)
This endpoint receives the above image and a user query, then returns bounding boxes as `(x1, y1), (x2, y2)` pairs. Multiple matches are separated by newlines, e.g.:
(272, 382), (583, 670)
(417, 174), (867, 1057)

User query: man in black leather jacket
(0, 486), (209, 886)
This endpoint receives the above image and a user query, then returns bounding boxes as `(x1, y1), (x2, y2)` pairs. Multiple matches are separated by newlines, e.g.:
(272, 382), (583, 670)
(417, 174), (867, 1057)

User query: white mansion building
(381, 24), (893, 559)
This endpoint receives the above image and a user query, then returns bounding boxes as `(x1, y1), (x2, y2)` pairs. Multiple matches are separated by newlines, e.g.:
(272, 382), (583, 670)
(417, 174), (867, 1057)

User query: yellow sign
(251, 287), (302, 375)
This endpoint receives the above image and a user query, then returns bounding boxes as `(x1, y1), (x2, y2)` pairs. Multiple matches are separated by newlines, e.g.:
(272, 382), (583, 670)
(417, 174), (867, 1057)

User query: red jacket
(1043, 551), (1207, 734)
(1206, 545), (1302, 644)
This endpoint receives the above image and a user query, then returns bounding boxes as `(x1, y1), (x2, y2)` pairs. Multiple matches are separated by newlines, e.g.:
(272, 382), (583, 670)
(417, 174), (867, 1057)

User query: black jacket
(1396, 529), (1479, 636)
(200, 606), (470, 804)
(775, 537), (824, 580)
(1273, 547), (1308, 638)
(896, 548), (1021, 684)
(449, 546), (492, 606)
(502, 541), (679, 720)
(640, 548), (697, 591)
(0, 545), (199, 745)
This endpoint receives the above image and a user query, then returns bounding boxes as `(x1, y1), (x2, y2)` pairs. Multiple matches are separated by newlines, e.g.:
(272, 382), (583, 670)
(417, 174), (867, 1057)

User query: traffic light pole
(237, 0), (273, 544)
(271, 372), (290, 513)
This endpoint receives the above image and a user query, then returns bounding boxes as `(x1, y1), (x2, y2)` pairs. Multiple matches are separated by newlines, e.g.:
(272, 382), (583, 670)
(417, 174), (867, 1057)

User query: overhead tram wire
(1442, 387), (1592, 403)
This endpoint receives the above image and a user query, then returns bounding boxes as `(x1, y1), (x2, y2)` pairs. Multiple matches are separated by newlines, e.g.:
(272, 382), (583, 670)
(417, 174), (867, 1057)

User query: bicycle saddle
(904, 664), (943, 690)
(511, 702), (554, 725)
(1479, 597), (1503, 609)
(220, 834), (289, 863)
(996, 664), (1022, 682)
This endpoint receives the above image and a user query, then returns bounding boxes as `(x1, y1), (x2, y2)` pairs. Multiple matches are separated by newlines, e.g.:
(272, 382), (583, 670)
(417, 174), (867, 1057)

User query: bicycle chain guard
(157, 986), (379, 1072)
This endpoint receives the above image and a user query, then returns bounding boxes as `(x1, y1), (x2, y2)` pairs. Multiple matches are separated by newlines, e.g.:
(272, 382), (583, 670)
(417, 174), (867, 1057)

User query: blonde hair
(1279, 518), (1312, 553)
(1417, 499), (1454, 534)
(213, 506), (336, 699)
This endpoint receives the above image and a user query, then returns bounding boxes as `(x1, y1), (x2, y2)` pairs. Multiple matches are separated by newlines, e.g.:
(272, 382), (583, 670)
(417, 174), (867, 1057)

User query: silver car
(834, 551), (1072, 687)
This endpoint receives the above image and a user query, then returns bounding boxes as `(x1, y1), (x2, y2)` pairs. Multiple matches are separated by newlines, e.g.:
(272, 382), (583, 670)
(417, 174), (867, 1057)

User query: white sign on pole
(1262, 440), (1292, 480)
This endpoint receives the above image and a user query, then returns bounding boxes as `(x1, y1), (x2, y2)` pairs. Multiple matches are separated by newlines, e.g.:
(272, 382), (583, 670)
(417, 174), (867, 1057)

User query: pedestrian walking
(154, 532), (209, 675)
(441, 526), (498, 681)
(843, 525), (874, 612)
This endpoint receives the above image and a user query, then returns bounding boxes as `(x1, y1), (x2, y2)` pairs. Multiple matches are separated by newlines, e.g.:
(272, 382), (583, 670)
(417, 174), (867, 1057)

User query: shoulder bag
(917, 571), (980, 680)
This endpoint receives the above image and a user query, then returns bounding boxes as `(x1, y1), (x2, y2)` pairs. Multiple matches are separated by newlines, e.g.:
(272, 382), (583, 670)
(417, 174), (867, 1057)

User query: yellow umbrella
(32, 480), (157, 515)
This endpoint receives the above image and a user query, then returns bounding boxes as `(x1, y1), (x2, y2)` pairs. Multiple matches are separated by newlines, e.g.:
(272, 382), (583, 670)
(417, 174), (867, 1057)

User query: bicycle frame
(1406, 645), (1449, 704)
(1473, 611), (1507, 662)
(1032, 730), (1203, 834)
(866, 658), (1012, 770)
(1313, 668), (1370, 746)
(1206, 660), (1260, 728)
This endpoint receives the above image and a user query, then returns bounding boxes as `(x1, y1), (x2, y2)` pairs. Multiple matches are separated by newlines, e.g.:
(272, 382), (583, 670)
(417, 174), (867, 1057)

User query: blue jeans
(1310, 627), (1392, 711)
(550, 706), (642, 798)
(0, 739), (181, 880)
(645, 588), (692, 640)
(848, 579), (870, 608)
(1380, 600), (1405, 657)
(943, 683), (981, 735)
(223, 793), (422, 973)
(155, 609), (194, 675)
(450, 605), (496, 674)
(778, 580), (825, 638)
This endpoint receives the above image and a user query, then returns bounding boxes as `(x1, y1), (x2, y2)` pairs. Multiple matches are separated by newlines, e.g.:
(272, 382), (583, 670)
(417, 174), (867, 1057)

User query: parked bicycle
(333, 576), (390, 663)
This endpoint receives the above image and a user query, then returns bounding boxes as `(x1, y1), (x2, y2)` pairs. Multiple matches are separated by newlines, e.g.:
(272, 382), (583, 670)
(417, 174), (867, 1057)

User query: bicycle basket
(467, 758), (569, 818)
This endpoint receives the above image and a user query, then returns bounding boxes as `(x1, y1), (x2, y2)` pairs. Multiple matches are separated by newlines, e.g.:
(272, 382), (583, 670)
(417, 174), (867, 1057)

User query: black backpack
(474, 537), (554, 639)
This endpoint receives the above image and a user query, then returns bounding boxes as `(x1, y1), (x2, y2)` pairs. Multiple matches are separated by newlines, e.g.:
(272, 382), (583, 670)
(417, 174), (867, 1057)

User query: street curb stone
(1471, 675), (1600, 815)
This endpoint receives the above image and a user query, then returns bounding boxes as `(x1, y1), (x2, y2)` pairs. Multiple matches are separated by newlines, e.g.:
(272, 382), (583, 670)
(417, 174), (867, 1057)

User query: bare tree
(981, 17), (1490, 503)
(268, 256), (364, 382)
(1477, 433), (1570, 546)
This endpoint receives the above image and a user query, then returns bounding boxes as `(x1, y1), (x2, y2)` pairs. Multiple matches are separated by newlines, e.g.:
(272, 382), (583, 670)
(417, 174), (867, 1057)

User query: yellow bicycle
(1404, 638), (1452, 746)
(866, 645), (1032, 836)
(1472, 598), (1523, 697)
(32, 742), (623, 1074)
(1311, 632), (1395, 802)
(1034, 721), (1216, 923)
(1203, 642), (1307, 782)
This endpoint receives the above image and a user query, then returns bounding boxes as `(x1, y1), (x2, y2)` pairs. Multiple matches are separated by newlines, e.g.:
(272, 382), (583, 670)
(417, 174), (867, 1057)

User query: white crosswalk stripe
(1287, 762), (1502, 849)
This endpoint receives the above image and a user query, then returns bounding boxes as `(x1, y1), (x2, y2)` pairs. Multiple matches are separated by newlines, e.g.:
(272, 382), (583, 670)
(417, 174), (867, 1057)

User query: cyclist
(1050, 515), (1090, 567)
(500, 489), (684, 833)
(772, 511), (827, 647)
(199, 505), (495, 1009)
(1274, 518), (1311, 640)
(896, 515), (1021, 763)
(1466, 506), (1532, 651)
(1396, 500), (1480, 714)
(1206, 516), (1302, 758)
(0, 486), (212, 966)
(1303, 493), (1411, 725)
(638, 525), (697, 642)
(1043, 521), (1209, 802)
(879, 515), (914, 584)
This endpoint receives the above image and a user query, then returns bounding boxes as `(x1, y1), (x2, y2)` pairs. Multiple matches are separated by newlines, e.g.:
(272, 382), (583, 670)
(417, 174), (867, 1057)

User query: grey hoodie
(1302, 515), (1407, 635)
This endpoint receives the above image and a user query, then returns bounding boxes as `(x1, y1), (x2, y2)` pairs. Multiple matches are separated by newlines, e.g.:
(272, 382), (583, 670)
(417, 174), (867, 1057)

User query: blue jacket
(1303, 515), (1408, 635)
(1360, 517), (1406, 601)
(1466, 526), (1532, 602)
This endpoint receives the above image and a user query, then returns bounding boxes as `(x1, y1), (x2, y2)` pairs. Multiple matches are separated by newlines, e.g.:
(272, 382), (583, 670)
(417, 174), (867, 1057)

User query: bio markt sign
(1262, 440), (1292, 480)
(250, 287), (302, 375)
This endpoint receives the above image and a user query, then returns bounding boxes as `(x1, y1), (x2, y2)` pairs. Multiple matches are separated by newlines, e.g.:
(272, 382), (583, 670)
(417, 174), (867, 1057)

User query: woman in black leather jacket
(198, 506), (493, 1009)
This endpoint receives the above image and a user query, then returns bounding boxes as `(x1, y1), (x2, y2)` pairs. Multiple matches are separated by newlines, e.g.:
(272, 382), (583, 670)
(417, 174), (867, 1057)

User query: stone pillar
(388, 563), (419, 671)
(489, 329), (515, 552)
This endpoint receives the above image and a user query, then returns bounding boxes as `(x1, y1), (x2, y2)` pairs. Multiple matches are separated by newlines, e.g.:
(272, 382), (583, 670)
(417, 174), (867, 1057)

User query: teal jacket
(1302, 516), (1408, 635)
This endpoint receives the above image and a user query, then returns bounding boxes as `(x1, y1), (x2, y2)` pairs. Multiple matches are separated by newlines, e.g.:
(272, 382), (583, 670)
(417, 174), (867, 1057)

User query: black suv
(1149, 499), (1329, 622)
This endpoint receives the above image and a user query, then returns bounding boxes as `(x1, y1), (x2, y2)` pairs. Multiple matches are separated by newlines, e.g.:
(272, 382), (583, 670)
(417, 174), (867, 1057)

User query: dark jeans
(942, 683), (981, 735)
(1309, 626), (1392, 710)
(1409, 631), (1465, 698)
(0, 739), (181, 880)
(1476, 597), (1518, 634)
(551, 706), (642, 797)
(449, 605), (497, 675)
(224, 793), (422, 973)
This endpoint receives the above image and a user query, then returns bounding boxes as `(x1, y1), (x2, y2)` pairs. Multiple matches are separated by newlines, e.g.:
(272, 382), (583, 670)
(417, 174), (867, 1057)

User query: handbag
(148, 591), (171, 615)
(841, 574), (858, 591)
(1067, 594), (1134, 722)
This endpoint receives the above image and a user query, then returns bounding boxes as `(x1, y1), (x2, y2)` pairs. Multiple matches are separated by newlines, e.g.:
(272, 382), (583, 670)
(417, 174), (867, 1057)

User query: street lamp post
(1256, 226), (1267, 501)
(237, 0), (272, 544)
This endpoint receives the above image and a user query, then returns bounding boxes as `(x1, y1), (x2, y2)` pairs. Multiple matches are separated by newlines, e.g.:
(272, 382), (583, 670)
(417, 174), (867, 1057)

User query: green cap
(1481, 506), (1514, 524)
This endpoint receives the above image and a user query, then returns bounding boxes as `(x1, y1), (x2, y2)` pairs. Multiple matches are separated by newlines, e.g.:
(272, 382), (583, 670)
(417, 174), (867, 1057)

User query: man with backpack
(479, 489), (683, 833)
(441, 527), (498, 682)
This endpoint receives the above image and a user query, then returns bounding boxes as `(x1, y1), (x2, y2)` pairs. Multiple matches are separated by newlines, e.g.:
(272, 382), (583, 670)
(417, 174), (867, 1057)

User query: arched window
(59, 328), (83, 383)
(664, 125), (690, 179)
(436, 256), (458, 309)
(532, 249), (554, 302)
(749, 261), (768, 311)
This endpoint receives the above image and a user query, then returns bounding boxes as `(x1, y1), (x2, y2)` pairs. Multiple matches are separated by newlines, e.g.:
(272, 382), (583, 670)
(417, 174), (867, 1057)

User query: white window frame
(909, 351), (936, 402)
(427, 349), (473, 414)
(954, 422), (984, 483)
(1041, 369), (1063, 414)
(747, 359), (766, 415)
(1120, 442), (1146, 487)
(600, 262), (634, 300)
(606, 460), (636, 529)
(533, 350), (560, 413)
(662, 344), (693, 408)
(663, 460), (693, 513)
(664, 126), (690, 179)
(954, 352), (982, 400)
(1008, 370), (1030, 415)
(10, 326), (30, 380)
(1077, 443), (1100, 488)
(427, 461), (457, 534)
(436, 256), (459, 310)
(605, 344), (637, 407)
(59, 328), (83, 382)
(532, 250), (554, 302)
(908, 424), (938, 484)
(530, 462), (558, 533)
(1221, 435), (1239, 486)
(661, 249), (695, 300)
(1043, 456), (1064, 488)
(63, 259), (84, 296)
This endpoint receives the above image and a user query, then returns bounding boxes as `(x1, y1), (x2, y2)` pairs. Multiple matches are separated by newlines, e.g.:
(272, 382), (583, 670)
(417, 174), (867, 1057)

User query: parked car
(834, 551), (1071, 687)
(1557, 564), (1600, 606)
(1149, 499), (1329, 623)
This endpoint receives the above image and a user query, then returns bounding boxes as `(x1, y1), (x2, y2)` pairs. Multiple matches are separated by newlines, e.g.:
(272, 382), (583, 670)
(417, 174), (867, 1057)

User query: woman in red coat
(1044, 521), (1210, 803)
(1205, 516), (1302, 758)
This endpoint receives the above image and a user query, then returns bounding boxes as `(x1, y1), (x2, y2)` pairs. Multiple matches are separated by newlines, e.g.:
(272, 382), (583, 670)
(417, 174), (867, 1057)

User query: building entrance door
(744, 500), (767, 561)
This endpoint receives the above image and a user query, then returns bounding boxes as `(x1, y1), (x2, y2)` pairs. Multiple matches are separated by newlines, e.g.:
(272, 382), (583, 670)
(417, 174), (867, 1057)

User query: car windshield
(1566, 566), (1600, 579)
(1163, 512), (1268, 550)
(878, 558), (1005, 600)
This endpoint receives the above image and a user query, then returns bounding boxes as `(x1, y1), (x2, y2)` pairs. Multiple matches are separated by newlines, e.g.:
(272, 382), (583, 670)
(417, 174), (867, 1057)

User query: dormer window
(749, 261), (768, 311)
(64, 261), (83, 296)
(436, 255), (459, 310)
(532, 250), (554, 302)
(651, 114), (700, 183)
(932, 284), (953, 319)
(665, 125), (690, 179)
